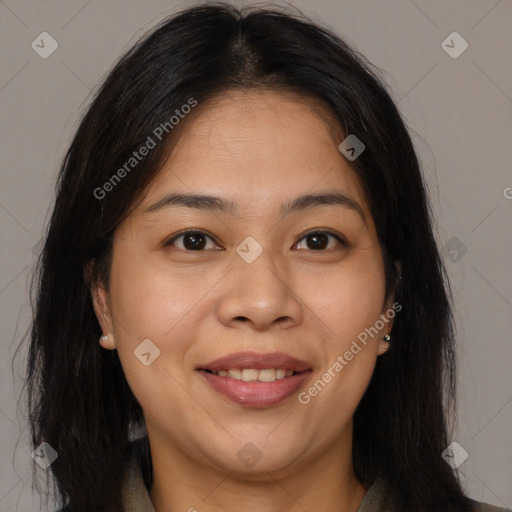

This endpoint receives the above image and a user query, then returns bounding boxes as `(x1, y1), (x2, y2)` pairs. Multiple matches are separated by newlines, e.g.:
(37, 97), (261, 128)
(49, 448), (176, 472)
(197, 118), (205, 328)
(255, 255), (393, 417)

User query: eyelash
(164, 229), (346, 252)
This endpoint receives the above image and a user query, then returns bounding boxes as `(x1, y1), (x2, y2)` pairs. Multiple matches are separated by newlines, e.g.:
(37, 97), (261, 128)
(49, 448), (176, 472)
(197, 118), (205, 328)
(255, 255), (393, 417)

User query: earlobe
(99, 333), (116, 350)
(90, 278), (115, 348)
(377, 334), (391, 355)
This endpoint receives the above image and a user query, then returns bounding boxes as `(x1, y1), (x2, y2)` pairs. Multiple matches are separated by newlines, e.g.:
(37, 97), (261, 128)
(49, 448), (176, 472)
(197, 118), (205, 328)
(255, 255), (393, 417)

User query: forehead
(138, 89), (370, 217)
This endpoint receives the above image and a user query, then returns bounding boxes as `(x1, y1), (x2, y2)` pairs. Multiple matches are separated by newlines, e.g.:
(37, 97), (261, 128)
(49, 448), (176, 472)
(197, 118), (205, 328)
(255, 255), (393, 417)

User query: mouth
(196, 351), (313, 408)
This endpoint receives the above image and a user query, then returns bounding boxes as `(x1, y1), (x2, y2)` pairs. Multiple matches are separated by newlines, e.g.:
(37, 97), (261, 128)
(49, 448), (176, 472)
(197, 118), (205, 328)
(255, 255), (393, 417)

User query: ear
(377, 259), (402, 356)
(88, 263), (116, 350)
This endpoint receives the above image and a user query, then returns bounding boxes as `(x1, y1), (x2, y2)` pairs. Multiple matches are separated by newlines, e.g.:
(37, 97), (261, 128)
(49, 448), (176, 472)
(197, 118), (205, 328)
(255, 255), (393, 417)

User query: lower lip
(198, 370), (311, 408)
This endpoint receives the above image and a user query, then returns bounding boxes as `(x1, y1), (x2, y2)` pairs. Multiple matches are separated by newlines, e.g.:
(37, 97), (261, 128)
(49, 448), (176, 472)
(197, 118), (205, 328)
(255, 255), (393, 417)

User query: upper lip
(197, 351), (312, 372)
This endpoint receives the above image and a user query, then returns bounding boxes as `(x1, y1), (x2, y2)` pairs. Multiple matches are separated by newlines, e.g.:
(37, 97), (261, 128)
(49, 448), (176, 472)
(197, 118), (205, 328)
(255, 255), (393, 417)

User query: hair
(22, 2), (474, 511)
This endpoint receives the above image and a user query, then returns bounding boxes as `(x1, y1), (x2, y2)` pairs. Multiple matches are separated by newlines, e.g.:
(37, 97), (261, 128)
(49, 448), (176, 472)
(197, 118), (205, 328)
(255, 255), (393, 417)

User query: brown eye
(295, 231), (345, 251)
(166, 231), (219, 251)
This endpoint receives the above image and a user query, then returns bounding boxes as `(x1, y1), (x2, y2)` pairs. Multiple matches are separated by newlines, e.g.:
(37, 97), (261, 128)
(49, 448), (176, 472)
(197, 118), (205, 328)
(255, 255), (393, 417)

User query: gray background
(1, 0), (511, 510)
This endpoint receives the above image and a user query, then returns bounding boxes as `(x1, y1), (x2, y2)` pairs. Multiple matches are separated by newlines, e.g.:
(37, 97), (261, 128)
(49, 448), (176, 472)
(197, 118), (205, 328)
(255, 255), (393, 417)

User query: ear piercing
(100, 334), (109, 343)
(383, 333), (391, 342)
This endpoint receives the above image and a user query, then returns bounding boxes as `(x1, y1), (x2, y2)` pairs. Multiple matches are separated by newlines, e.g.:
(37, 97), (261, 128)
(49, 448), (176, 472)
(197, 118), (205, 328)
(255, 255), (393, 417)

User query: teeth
(275, 369), (286, 380)
(241, 369), (259, 382)
(227, 369), (241, 379)
(257, 368), (276, 382)
(210, 368), (295, 382)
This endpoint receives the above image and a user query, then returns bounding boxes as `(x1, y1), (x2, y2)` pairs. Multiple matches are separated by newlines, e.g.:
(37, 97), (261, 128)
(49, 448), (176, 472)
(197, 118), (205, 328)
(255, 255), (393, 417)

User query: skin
(91, 89), (397, 512)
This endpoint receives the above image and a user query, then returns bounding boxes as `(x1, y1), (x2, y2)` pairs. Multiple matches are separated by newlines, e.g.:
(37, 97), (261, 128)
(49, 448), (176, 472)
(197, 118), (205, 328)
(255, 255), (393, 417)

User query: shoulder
(468, 498), (511, 512)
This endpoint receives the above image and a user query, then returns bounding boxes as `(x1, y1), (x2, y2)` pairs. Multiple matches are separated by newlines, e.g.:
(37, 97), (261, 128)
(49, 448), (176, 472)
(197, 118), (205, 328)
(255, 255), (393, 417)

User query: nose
(216, 252), (303, 331)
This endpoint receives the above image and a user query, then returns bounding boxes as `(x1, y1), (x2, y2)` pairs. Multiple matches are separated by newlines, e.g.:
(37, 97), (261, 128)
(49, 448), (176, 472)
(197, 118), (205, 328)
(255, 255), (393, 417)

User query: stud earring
(99, 334), (109, 344)
(383, 333), (391, 342)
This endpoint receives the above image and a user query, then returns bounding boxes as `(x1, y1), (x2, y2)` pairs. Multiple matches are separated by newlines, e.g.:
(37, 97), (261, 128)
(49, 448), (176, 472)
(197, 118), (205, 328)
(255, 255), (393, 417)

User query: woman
(26, 3), (509, 511)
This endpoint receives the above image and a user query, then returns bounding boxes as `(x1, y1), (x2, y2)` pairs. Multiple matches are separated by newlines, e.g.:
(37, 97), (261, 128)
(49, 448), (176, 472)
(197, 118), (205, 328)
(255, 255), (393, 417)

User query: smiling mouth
(197, 368), (312, 407)
(196, 351), (313, 407)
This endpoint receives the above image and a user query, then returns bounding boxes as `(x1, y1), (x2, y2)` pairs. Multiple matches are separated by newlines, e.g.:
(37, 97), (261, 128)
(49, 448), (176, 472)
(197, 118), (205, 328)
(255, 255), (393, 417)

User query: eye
(165, 230), (220, 251)
(294, 231), (345, 251)
(165, 229), (346, 252)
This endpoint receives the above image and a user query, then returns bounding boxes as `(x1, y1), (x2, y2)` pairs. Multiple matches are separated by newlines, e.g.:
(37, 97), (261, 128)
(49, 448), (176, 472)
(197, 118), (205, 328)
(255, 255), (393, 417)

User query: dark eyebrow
(145, 190), (365, 222)
(145, 192), (238, 215)
(281, 191), (365, 222)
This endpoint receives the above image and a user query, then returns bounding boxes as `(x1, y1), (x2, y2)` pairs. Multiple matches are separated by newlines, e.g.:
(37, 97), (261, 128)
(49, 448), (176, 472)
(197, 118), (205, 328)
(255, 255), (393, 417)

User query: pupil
(307, 233), (328, 250)
(184, 233), (206, 250)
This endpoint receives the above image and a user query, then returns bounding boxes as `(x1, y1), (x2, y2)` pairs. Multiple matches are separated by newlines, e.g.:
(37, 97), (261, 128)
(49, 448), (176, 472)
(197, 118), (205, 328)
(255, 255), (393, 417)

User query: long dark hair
(23, 3), (472, 511)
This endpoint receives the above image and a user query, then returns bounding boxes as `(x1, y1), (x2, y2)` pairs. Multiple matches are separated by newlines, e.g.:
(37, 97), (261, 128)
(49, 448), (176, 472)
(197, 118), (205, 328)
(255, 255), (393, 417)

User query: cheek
(108, 249), (198, 339)
(311, 261), (386, 346)
(106, 254), (207, 425)
(297, 274), (384, 436)
(298, 257), (385, 410)
(106, 249), (213, 386)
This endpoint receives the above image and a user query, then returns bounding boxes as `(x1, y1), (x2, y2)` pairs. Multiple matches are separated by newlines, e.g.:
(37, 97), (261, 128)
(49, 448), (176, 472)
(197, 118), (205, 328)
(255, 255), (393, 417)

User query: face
(92, 89), (395, 478)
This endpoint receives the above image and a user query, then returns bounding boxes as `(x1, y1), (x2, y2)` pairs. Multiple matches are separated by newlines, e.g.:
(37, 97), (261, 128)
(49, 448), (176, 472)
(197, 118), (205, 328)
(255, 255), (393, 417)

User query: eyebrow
(145, 190), (365, 222)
